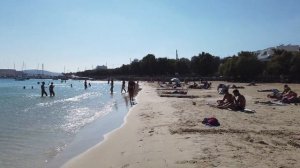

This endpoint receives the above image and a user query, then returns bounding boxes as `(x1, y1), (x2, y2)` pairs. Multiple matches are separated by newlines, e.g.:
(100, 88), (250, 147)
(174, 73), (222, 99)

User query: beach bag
(202, 117), (220, 127)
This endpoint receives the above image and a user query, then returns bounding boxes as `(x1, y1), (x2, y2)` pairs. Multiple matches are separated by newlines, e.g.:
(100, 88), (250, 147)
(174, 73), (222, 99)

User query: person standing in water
(49, 82), (55, 97)
(84, 80), (88, 90)
(41, 82), (48, 97)
(128, 80), (135, 104)
(121, 80), (126, 93)
(110, 79), (114, 94)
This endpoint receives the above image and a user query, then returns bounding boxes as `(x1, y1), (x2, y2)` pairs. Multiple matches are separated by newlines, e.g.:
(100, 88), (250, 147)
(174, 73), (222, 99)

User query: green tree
(140, 54), (156, 75)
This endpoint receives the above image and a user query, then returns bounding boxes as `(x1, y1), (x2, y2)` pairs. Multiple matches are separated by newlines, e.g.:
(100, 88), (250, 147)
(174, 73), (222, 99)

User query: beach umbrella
(171, 78), (180, 83)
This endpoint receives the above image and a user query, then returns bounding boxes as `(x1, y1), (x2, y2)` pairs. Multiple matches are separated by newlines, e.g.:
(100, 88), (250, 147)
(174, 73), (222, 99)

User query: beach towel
(202, 117), (220, 127)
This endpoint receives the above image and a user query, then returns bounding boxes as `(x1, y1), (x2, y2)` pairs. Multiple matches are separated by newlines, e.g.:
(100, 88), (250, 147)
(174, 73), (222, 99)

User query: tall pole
(42, 64), (44, 76)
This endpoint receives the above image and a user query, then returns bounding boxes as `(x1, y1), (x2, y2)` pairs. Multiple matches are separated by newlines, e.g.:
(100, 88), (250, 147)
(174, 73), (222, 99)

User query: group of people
(109, 78), (138, 104)
(84, 80), (91, 90)
(37, 79), (139, 104)
(216, 88), (246, 111)
(41, 82), (55, 97)
(267, 85), (298, 103)
(189, 80), (211, 89)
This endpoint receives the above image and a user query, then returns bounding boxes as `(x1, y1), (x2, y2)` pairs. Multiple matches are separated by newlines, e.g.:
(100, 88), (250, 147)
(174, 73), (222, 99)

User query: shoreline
(45, 81), (132, 168)
(61, 83), (144, 168)
(62, 82), (300, 168)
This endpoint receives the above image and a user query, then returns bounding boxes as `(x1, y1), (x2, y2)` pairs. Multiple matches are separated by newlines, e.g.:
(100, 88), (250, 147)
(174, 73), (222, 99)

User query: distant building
(96, 65), (108, 70)
(277, 44), (300, 51)
(0, 69), (22, 77)
(255, 44), (300, 61)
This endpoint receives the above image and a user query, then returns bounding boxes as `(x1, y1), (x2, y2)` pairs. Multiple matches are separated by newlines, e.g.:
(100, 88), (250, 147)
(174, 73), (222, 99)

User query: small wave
(37, 92), (100, 107)
(64, 92), (95, 102)
(44, 143), (67, 162)
(61, 103), (114, 134)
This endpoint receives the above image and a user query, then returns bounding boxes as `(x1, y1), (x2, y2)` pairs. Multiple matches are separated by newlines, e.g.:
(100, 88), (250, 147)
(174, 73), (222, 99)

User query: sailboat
(15, 62), (28, 81)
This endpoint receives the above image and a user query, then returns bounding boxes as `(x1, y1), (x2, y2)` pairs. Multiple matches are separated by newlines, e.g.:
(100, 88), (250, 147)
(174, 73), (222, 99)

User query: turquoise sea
(0, 79), (130, 168)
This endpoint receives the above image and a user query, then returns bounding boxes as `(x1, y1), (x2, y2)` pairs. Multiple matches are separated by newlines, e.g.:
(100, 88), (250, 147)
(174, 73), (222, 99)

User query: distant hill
(24, 69), (62, 76)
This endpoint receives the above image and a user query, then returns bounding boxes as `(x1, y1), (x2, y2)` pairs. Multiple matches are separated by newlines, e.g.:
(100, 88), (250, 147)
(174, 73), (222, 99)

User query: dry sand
(63, 82), (300, 168)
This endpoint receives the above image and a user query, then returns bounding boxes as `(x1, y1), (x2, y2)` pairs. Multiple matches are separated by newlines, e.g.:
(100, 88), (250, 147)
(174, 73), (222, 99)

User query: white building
(256, 44), (300, 61)
(96, 65), (108, 70)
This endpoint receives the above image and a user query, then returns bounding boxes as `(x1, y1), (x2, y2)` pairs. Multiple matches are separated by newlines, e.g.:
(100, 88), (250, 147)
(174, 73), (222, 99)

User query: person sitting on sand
(200, 81), (211, 89)
(267, 85), (291, 100)
(281, 90), (298, 104)
(217, 89), (235, 109)
(232, 89), (246, 110)
(282, 84), (291, 96)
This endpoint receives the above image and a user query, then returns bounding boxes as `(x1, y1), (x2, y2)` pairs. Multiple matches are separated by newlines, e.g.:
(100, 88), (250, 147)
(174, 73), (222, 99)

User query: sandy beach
(63, 82), (300, 168)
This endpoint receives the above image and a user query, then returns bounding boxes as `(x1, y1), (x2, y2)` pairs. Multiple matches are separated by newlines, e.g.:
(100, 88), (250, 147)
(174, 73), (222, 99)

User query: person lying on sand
(231, 85), (245, 89)
(216, 89), (235, 109)
(267, 89), (282, 100)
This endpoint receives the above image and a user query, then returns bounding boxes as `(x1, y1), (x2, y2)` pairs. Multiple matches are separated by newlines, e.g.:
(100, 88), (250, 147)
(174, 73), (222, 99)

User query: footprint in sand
(121, 163), (130, 168)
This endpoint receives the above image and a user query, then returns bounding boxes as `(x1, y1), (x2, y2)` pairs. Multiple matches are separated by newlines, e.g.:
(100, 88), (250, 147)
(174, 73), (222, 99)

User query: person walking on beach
(41, 82), (48, 97)
(49, 82), (55, 97)
(110, 79), (114, 94)
(128, 80), (135, 104)
(84, 80), (88, 90)
(121, 80), (126, 93)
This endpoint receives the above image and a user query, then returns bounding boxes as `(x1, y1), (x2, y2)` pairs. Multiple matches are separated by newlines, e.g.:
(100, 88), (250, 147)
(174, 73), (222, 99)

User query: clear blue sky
(0, 0), (300, 72)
